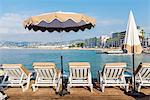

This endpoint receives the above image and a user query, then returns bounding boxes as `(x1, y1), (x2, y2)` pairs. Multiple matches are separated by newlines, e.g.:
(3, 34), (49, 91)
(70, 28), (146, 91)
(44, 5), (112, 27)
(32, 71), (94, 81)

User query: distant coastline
(0, 47), (104, 51)
(1, 47), (149, 54)
(1, 47), (121, 52)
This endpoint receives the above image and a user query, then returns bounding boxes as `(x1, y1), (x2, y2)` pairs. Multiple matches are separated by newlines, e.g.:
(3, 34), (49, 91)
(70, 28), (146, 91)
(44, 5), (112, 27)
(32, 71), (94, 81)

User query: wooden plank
(8, 70), (16, 78)
(144, 69), (150, 79)
(16, 69), (22, 77)
(72, 69), (76, 79)
(113, 69), (119, 78)
(50, 69), (54, 79)
(45, 69), (52, 79)
(105, 68), (110, 78)
(84, 68), (87, 78)
(80, 68), (84, 79)
(76, 68), (79, 78)
(41, 69), (47, 78)
(13, 69), (20, 78)
(116, 68), (123, 79)
(109, 68), (114, 78)
(107, 68), (112, 78)
(36, 69), (42, 77)
(141, 68), (147, 77)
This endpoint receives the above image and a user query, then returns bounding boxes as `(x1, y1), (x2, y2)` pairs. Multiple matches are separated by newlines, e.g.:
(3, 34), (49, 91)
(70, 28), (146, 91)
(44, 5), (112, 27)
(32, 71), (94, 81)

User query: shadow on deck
(2, 79), (150, 100)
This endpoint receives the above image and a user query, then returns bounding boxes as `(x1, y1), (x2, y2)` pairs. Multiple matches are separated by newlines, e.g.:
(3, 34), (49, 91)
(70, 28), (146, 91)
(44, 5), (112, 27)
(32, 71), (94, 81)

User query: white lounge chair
(98, 62), (129, 92)
(67, 62), (93, 92)
(0, 69), (7, 100)
(135, 63), (150, 92)
(0, 92), (7, 100)
(0, 64), (31, 92)
(32, 62), (61, 92)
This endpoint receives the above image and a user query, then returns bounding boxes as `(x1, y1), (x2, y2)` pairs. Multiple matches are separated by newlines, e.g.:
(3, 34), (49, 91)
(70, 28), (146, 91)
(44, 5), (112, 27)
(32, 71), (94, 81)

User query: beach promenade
(4, 80), (150, 100)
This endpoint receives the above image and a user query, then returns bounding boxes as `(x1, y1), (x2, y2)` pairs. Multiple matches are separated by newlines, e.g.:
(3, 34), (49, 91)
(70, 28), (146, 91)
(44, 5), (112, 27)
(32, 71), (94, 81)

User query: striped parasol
(23, 11), (96, 96)
(23, 11), (95, 32)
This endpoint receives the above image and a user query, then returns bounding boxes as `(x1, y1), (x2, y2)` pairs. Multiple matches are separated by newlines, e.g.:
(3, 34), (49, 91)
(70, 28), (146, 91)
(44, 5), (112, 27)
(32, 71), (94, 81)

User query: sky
(0, 0), (150, 42)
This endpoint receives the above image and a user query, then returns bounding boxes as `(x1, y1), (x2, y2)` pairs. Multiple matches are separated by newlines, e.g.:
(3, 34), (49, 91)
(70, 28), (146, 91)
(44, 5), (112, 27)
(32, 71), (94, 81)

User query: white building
(99, 35), (110, 48)
(143, 37), (150, 48)
(37, 45), (60, 49)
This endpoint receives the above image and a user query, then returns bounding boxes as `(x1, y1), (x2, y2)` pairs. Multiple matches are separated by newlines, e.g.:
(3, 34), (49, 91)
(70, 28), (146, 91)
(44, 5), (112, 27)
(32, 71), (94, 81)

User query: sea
(0, 49), (149, 78)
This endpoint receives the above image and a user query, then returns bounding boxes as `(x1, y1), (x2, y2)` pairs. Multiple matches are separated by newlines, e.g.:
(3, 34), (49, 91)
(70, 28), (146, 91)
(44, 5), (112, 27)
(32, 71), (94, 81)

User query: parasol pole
(59, 32), (69, 96)
(132, 34), (136, 92)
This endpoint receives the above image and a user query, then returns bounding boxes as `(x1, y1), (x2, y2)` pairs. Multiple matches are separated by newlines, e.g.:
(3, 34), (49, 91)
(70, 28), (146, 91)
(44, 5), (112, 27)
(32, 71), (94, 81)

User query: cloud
(0, 13), (131, 42)
(0, 13), (125, 35)
(97, 19), (125, 26)
(0, 13), (33, 34)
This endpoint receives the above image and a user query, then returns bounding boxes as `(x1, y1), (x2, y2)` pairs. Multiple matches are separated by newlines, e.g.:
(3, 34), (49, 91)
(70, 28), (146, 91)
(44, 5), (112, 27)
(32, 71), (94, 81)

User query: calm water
(0, 49), (150, 78)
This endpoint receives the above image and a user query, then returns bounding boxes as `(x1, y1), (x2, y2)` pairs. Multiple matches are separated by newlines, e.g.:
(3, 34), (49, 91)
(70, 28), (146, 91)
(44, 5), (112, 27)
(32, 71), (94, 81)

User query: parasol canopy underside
(23, 12), (96, 32)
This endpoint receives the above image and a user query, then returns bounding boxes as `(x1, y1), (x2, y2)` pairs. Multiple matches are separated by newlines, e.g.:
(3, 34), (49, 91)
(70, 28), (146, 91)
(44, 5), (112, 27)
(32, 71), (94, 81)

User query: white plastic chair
(67, 62), (93, 92)
(1, 64), (31, 92)
(99, 62), (129, 92)
(135, 63), (150, 92)
(32, 62), (61, 92)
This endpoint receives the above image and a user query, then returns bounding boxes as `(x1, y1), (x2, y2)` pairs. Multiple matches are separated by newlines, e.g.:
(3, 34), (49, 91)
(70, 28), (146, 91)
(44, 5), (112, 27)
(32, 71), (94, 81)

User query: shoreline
(0, 46), (123, 50)
(0, 47), (104, 51)
(1, 47), (149, 54)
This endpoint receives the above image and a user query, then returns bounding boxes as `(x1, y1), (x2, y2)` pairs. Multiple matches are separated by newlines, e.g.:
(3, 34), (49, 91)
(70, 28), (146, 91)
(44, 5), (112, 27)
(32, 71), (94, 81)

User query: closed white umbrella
(123, 11), (143, 94)
(123, 11), (142, 54)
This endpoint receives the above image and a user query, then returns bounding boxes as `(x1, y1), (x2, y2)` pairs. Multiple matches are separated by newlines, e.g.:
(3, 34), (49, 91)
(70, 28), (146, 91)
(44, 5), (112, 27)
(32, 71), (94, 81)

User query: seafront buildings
(84, 35), (110, 48)
(143, 37), (150, 48)
(105, 31), (126, 48)
(99, 35), (110, 48)
(84, 26), (147, 49)
(105, 26), (144, 48)
(85, 37), (100, 48)
(0, 26), (149, 49)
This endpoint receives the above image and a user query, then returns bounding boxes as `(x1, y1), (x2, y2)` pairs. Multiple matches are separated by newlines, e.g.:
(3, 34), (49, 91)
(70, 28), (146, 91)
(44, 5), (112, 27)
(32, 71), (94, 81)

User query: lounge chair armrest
(55, 69), (61, 86)
(98, 71), (103, 77)
(29, 71), (35, 79)
(125, 67), (132, 73)
(1, 73), (8, 84)
(56, 69), (61, 76)
(28, 72), (32, 78)
(56, 69), (61, 81)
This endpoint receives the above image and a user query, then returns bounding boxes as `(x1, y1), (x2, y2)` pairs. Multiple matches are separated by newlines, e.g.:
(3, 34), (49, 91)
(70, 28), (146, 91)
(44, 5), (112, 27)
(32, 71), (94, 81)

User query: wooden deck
(3, 81), (150, 100)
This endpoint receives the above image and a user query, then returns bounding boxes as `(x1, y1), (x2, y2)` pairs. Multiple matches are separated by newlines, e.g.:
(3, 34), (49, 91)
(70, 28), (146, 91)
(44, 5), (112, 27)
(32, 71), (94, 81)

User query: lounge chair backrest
(33, 62), (56, 80)
(135, 63), (150, 80)
(102, 63), (126, 79)
(69, 62), (90, 80)
(2, 64), (29, 80)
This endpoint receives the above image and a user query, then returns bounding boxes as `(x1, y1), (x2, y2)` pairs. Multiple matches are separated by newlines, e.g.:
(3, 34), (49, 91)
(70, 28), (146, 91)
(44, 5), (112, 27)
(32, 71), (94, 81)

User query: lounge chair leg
(67, 85), (70, 92)
(126, 85), (129, 92)
(137, 85), (141, 92)
(120, 86), (122, 88)
(56, 84), (60, 93)
(21, 85), (26, 92)
(102, 85), (105, 92)
(0, 92), (7, 100)
(25, 73), (31, 90)
(90, 85), (93, 92)
(32, 85), (38, 92)
(57, 78), (61, 93)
